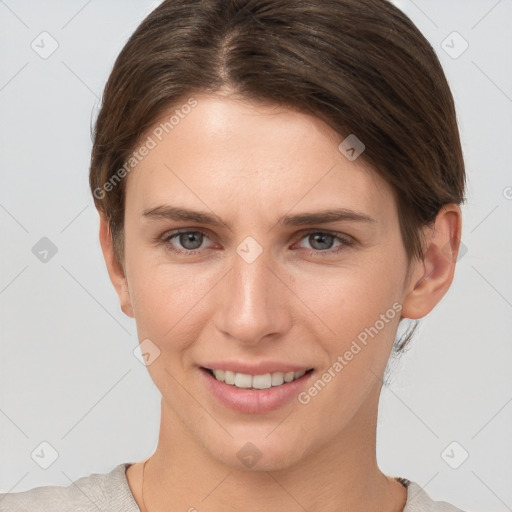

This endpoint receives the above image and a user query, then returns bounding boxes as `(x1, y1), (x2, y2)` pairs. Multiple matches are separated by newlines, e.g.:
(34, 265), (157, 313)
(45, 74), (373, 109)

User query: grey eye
(307, 233), (336, 251)
(177, 232), (204, 250)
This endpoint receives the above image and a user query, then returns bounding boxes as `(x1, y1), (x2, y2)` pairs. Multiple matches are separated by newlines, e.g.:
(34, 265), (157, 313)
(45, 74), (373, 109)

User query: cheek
(125, 263), (206, 391)
(294, 257), (403, 334)
(124, 238), (229, 369)
(293, 267), (403, 412)
(290, 261), (405, 400)
(127, 261), (207, 338)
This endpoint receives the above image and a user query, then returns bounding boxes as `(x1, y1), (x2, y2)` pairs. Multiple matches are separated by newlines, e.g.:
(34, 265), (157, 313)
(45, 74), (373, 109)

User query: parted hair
(89, 0), (466, 349)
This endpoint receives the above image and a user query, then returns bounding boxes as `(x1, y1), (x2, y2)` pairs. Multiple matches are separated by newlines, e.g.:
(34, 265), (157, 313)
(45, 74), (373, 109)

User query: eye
(158, 228), (355, 257)
(295, 230), (354, 255)
(159, 229), (213, 255)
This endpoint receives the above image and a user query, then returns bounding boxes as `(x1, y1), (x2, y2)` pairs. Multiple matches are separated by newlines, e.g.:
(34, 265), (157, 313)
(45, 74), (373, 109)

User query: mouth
(201, 367), (314, 390)
(199, 365), (316, 414)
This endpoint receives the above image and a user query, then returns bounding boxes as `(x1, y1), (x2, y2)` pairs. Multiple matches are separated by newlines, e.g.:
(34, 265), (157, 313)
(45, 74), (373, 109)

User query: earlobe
(98, 214), (135, 318)
(401, 204), (462, 320)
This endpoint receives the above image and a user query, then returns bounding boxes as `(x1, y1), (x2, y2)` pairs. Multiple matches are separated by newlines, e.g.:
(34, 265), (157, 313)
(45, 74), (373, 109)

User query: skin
(99, 91), (462, 512)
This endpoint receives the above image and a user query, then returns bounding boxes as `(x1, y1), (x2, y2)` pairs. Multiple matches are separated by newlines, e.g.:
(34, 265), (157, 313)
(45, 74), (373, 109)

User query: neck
(141, 383), (406, 512)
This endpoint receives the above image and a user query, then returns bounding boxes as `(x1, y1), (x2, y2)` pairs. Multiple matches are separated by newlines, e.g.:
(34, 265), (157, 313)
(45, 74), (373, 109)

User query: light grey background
(1, 1), (511, 510)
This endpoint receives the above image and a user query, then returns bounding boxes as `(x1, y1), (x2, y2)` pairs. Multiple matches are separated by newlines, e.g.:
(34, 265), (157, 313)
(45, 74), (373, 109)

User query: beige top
(0, 463), (466, 511)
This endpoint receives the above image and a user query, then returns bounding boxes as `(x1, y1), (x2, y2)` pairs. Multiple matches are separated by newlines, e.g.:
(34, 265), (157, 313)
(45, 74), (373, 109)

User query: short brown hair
(90, 0), (465, 277)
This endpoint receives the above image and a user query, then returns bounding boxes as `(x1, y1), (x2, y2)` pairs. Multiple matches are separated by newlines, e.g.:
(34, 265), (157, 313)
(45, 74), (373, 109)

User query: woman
(0, 0), (467, 510)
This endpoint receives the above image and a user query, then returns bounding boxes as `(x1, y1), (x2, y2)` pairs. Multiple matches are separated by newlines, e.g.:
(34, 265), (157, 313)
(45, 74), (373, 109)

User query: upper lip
(201, 361), (314, 375)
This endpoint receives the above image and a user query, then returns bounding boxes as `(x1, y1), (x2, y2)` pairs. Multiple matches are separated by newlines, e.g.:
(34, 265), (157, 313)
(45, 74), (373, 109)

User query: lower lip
(199, 367), (314, 414)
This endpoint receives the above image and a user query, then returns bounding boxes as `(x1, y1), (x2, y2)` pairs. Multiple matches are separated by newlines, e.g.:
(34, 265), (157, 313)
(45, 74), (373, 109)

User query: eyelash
(158, 228), (355, 257)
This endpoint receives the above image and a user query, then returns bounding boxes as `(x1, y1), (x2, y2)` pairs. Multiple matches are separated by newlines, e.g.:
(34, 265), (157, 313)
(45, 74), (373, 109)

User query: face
(106, 92), (430, 471)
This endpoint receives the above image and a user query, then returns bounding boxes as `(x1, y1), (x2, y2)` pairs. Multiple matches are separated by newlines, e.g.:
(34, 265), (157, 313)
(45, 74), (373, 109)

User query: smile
(205, 368), (314, 389)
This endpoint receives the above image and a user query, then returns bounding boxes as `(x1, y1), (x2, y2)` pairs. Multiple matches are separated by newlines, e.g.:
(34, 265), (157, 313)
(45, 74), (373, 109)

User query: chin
(206, 433), (309, 472)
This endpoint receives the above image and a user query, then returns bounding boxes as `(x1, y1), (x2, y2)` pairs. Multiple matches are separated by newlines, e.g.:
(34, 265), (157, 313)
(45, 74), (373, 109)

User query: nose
(214, 243), (293, 346)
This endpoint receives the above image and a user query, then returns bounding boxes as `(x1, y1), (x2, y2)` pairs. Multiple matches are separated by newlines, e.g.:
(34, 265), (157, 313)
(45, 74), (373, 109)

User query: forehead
(124, 93), (397, 227)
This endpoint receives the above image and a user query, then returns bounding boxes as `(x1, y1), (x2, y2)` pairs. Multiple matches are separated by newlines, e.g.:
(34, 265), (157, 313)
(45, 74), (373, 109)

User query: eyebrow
(142, 205), (376, 229)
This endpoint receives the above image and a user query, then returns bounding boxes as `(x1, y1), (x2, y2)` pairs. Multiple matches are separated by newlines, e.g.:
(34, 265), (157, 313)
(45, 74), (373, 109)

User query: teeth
(211, 369), (308, 389)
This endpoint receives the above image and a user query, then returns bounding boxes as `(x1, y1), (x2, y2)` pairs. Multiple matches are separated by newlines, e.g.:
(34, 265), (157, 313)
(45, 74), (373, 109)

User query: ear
(401, 204), (462, 319)
(98, 214), (135, 318)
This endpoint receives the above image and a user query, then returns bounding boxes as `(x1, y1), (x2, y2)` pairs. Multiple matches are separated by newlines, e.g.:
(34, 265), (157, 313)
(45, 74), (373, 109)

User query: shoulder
(0, 463), (140, 512)
(403, 480), (467, 512)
